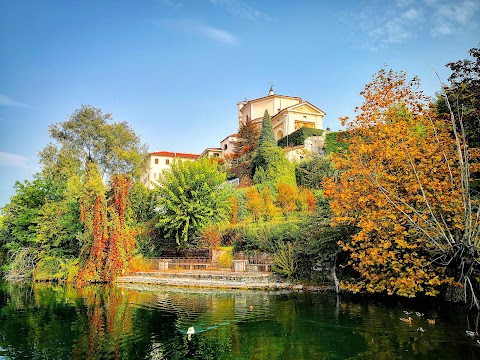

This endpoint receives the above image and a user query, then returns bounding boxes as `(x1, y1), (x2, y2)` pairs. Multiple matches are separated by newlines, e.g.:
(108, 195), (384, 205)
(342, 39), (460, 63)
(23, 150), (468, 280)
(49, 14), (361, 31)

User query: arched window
(276, 129), (284, 140)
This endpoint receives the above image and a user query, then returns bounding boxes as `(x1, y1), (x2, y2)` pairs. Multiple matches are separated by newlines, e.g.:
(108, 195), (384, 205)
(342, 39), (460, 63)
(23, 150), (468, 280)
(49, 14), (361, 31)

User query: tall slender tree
(250, 110), (296, 187)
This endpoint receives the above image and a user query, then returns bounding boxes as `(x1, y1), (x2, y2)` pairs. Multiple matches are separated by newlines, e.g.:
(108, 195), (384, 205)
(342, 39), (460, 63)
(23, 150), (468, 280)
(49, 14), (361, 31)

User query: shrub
(218, 247), (233, 268)
(233, 221), (302, 254)
(325, 131), (349, 156)
(273, 241), (297, 279)
(260, 187), (279, 221)
(277, 183), (298, 215)
(66, 259), (79, 283)
(200, 225), (221, 250)
(245, 187), (262, 222)
(295, 155), (334, 190)
(230, 188), (249, 222)
(34, 256), (77, 282)
(5, 247), (40, 280)
(297, 187), (316, 213)
(126, 255), (151, 273)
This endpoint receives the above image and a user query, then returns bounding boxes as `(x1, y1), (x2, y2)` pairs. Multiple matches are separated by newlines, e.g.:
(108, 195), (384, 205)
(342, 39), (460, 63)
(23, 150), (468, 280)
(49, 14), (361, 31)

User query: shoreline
(116, 272), (335, 292)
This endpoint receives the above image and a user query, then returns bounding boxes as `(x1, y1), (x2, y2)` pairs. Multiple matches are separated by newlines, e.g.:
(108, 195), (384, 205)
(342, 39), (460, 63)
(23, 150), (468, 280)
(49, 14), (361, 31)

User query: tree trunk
(331, 266), (340, 294)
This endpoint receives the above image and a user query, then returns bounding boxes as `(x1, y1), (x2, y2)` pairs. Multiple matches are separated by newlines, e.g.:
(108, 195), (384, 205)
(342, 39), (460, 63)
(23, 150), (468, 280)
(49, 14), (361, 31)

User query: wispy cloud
(209, 0), (267, 21)
(371, 8), (422, 44)
(156, 19), (238, 45)
(0, 94), (29, 108)
(0, 152), (29, 169)
(431, 0), (480, 36)
(199, 24), (238, 45)
(354, 0), (480, 49)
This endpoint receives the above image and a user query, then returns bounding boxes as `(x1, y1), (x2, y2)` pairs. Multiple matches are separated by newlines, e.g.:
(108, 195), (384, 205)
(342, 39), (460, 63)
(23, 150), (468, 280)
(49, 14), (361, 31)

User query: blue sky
(0, 0), (479, 207)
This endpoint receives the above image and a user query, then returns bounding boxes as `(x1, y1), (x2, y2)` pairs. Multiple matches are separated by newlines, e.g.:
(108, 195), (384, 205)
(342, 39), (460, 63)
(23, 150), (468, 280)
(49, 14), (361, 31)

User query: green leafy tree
(296, 155), (334, 190)
(154, 158), (232, 246)
(245, 186), (262, 222)
(436, 46), (480, 149)
(41, 105), (147, 179)
(260, 187), (278, 221)
(257, 110), (276, 146)
(296, 197), (357, 290)
(250, 110), (296, 187)
(0, 175), (82, 279)
(1, 105), (147, 282)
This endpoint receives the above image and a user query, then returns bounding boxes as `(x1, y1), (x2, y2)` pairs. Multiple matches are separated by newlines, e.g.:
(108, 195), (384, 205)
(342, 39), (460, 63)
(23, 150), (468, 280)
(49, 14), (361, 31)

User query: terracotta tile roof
(150, 151), (199, 159)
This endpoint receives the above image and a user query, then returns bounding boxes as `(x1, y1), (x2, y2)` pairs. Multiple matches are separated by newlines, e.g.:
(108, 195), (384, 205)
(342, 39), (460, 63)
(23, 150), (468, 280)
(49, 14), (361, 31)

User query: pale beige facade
(237, 87), (326, 141)
(220, 133), (238, 157)
(142, 151), (199, 189)
(199, 148), (223, 159)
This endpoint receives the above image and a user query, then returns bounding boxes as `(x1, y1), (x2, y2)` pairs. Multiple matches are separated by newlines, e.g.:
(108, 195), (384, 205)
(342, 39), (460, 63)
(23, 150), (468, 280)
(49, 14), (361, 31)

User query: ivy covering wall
(277, 128), (324, 148)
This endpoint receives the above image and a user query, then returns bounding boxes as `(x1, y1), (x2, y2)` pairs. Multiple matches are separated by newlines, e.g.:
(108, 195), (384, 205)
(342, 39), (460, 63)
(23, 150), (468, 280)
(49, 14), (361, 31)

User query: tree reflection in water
(1, 282), (480, 359)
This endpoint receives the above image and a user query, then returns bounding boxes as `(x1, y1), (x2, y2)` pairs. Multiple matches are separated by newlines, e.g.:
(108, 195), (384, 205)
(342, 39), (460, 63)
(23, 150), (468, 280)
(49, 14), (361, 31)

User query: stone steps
(116, 270), (294, 290)
(131, 270), (274, 282)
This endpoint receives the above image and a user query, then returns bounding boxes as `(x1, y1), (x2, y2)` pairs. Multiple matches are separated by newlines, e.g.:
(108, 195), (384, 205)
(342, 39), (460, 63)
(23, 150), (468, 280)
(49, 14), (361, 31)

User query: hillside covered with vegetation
(1, 48), (479, 307)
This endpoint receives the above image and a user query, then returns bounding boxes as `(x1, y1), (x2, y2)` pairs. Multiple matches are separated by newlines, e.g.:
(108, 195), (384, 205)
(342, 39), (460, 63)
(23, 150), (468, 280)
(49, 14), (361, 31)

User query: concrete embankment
(116, 271), (335, 292)
(116, 271), (295, 291)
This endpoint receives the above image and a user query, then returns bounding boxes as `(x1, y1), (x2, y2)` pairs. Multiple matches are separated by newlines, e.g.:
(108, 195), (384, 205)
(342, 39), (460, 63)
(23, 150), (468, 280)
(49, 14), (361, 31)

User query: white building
(141, 151), (199, 189)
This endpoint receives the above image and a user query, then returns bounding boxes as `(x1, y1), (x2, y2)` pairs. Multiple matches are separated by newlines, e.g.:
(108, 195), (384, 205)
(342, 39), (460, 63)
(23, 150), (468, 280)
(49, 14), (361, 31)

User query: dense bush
(295, 155), (334, 190)
(294, 196), (356, 284)
(325, 131), (349, 156)
(231, 221), (302, 254)
(34, 256), (77, 282)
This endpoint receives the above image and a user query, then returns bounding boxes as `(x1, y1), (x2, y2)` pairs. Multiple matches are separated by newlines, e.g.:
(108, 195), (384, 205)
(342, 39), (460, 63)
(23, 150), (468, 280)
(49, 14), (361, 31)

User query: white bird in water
(187, 327), (195, 340)
(403, 311), (412, 315)
(415, 312), (424, 317)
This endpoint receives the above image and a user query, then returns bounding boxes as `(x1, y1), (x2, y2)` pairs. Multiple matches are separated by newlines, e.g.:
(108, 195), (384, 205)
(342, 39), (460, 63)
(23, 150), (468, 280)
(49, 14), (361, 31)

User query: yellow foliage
(218, 247), (233, 269)
(324, 68), (458, 297)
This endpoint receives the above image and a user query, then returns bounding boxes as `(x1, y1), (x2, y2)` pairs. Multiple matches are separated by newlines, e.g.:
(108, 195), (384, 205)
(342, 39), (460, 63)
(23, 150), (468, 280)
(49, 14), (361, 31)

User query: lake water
(0, 281), (479, 359)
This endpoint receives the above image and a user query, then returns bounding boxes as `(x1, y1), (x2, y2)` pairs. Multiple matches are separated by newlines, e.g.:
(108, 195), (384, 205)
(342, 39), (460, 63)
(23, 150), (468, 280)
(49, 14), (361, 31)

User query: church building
(237, 86), (326, 141)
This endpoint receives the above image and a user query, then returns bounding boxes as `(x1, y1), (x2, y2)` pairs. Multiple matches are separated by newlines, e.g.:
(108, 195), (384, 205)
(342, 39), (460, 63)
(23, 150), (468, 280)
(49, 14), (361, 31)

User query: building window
(223, 144), (228, 150)
(213, 153), (219, 158)
(166, 159), (170, 165)
(154, 158), (159, 164)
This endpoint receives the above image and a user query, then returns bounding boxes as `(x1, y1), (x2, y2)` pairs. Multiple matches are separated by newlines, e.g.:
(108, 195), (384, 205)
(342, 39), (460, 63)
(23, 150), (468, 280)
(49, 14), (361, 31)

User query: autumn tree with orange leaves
(43, 105), (147, 284)
(324, 68), (480, 300)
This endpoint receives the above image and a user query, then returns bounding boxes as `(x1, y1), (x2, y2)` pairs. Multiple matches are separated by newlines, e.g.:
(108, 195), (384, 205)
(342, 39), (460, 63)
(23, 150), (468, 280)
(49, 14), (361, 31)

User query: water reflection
(0, 282), (480, 359)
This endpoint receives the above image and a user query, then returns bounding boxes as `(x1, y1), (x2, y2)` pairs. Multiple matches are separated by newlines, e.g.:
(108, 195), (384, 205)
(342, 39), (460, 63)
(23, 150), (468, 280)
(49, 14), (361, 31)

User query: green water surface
(0, 282), (479, 359)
